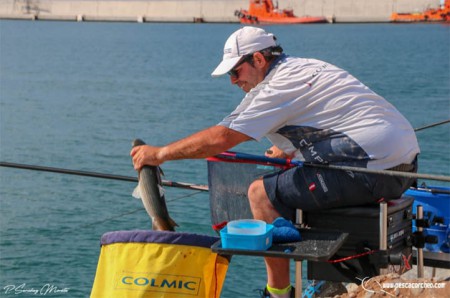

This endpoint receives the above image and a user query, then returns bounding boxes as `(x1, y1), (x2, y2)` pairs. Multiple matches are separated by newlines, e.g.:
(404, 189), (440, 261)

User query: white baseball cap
(211, 26), (277, 77)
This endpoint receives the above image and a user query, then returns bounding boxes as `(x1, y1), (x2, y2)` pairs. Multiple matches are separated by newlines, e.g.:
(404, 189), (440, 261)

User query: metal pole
(417, 205), (424, 278)
(296, 209), (303, 227)
(294, 209), (303, 298)
(294, 262), (302, 298)
(379, 202), (388, 275)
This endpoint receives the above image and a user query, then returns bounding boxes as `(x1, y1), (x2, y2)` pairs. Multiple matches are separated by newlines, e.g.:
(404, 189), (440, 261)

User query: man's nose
(230, 75), (238, 84)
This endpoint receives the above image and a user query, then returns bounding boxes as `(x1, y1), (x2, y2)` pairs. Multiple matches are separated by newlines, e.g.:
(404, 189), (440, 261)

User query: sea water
(0, 21), (449, 297)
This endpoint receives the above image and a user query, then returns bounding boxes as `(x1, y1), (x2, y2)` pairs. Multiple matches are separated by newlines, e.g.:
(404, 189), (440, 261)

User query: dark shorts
(263, 160), (417, 220)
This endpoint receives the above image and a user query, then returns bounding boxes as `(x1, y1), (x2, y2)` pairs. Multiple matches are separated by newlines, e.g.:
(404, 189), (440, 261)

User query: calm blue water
(0, 20), (449, 297)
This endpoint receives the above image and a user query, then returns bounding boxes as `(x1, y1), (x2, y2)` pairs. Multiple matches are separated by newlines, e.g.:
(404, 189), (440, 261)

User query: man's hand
(265, 145), (291, 159)
(130, 144), (164, 170)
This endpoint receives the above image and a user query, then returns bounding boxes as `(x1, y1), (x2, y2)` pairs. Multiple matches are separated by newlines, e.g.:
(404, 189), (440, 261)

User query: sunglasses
(228, 54), (254, 77)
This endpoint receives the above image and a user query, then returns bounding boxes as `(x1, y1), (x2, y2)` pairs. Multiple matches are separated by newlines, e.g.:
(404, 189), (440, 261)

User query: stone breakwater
(0, 0), (442, 23)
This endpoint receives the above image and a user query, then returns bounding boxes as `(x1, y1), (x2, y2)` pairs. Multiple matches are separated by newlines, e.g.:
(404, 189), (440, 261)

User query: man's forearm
(158, 125), (251, 162)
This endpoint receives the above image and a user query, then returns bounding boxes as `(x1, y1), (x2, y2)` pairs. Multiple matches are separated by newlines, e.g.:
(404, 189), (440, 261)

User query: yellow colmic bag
(91, 230), (229, 298)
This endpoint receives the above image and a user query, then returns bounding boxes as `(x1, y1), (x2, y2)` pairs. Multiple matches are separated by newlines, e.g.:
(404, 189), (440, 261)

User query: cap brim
(211, 56), (241, 77)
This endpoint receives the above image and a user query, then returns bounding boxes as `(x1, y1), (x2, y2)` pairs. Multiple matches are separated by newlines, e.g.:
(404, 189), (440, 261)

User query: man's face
(229, 54), (266, 93)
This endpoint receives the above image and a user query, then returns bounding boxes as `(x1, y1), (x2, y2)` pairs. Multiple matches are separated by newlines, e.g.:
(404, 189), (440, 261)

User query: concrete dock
(0, 0), (443, 23)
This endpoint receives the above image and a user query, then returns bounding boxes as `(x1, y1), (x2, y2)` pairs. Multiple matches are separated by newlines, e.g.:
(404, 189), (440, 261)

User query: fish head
(132, 138), (146, 147)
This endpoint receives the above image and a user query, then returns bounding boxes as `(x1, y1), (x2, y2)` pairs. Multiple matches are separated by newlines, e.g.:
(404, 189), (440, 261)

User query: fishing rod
(217, 152), (450, 183)
(414, 119), (450, 132)
(2, 116), (449, 189)
(0, 162), (209, 192)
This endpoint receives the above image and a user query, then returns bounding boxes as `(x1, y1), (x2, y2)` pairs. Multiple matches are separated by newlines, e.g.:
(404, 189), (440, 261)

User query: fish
(132, 138), (178, 231)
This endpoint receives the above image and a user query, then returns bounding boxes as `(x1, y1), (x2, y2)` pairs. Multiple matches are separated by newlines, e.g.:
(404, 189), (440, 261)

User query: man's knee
(248, 179), (265, 202)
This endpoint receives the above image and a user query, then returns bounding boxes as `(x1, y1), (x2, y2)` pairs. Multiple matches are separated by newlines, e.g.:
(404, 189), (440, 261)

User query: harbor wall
(0, 0), (443, 23)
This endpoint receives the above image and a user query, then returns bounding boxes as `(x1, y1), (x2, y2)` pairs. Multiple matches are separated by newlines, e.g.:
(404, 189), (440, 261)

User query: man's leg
(248, 179), (290, 289)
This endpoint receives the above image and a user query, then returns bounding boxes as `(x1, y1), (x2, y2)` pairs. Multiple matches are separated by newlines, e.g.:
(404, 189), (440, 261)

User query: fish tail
(152, 217), (179, 231)
(169, 217), (179, 228)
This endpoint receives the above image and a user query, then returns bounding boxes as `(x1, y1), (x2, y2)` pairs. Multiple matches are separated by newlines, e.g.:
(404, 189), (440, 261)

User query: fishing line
(80, 191), (205, 228)
(166, 190), (205, 202)
(80, 208), (144, 228)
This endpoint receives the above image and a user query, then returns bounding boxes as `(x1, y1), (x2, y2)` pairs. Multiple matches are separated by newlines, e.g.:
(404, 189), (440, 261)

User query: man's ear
(253, 52), (267, 69)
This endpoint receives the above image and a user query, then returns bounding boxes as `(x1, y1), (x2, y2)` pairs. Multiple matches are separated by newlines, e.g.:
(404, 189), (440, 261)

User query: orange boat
(235, 0), (328, 24)
(391, 0), (450, 22)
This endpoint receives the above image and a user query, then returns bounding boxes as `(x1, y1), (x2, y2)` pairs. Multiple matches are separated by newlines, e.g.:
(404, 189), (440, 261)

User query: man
(131, 26), (420, 298)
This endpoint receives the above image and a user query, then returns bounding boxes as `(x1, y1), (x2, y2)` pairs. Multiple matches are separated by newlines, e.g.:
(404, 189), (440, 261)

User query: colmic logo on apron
(115, 271), (201, 295)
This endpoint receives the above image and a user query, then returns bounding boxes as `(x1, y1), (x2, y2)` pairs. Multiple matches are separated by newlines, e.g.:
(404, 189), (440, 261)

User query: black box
(306, 196), (414, 283)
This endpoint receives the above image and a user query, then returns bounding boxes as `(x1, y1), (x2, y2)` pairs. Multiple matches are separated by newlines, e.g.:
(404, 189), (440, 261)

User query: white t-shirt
(219, 55), (420, 170)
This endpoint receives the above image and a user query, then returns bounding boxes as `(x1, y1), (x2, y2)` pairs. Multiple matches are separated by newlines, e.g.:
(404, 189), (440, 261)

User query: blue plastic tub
(423, 226), (448, 252)
(220, 224), (274, 250)
(405, 186), (450, 225)
(406, 186), (450, 253)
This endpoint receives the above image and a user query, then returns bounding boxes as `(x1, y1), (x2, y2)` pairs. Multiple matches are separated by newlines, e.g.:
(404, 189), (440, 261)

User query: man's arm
(130, 125), (251, 169)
